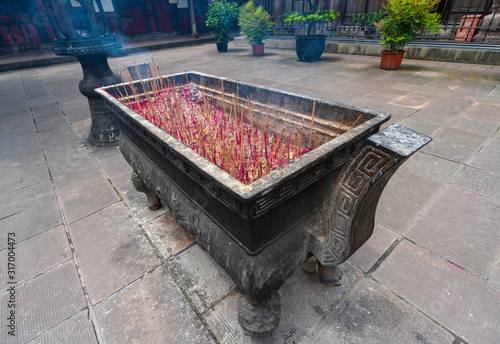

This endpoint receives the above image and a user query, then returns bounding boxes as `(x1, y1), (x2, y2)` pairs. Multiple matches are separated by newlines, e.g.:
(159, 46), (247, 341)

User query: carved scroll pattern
(317, 145), (395, 266)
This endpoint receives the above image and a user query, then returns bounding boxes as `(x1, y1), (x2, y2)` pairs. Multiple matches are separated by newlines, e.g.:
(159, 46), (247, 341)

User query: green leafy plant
(283, 10), (339, 36)
(206, 0), (239, 43)
(238, 1), (274, 44)
(375, 0), (441, 52)
(351, 10), (386, 35)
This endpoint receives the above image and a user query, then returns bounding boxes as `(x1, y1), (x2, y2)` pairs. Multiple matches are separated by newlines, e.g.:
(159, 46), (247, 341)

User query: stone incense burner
(97, 72), (431, 337)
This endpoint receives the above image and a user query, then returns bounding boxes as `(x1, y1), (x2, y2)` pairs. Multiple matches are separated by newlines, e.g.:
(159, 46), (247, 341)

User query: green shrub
(376, 0), (441, 52)
(206, 0), (239, 43)
(283, 10), (338, 36)
(238, 1), (274, 44)
(351, 10), (386, 35)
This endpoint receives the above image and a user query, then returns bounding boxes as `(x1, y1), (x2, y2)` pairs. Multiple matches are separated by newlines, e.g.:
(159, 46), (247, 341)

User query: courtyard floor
(1, 42), (499, 344)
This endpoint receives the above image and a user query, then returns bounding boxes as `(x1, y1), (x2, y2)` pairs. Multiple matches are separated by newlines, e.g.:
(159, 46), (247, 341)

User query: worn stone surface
(468, 138), (500, 174)
(53, 166), (120, 224)
(34, 113), (72, 133)
(373, 240), (500, 344)
(376, 169), (445, 233)
(400, 152), (463, 182)
(389, 91), (439, 109)
(31, 102), (61, 118)
(398, 118), (441, 136)
(0, 199), (62, 249)
(0, 261), (86, 344)
(421, 91), (477, 115)
(460, 102), (500, 125)
(0, 226), (72, 292)
(95, 266), (215, 344)
(89, 145), (132, 178)
(142, 211), (196, 259)
(311, 279), (458, 344)
(0, 180), (56, 220)
(347, 224), (399, 273)
(68, 202), (160, 304)
(453, 166), (500, 201)
(168, 244), (235, 314)
(25, 310), (98, 344)
(0, 164), (50, 196)
(406, 186), (500, 278)
(0, 133), (39, 152)
(421, 127), (488, 163)
(1, 44), (500, 344)
(0, 139), (42, 163)
(110, 171), (167, 224)
(205, 262), (364, 344)
(43, 144), (97, 178)
(0, 151), (46, 177)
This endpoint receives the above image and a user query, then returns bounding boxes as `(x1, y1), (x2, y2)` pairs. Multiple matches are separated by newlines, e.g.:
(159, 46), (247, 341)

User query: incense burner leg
(310, 124), (431, 285)
(318, 262), (342, 286)
(131, 171), (161, 210)
(303, 256), (318, 274)
(238, 290), (281, 338)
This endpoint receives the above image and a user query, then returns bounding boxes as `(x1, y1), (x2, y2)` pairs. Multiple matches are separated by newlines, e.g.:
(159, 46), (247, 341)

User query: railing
(260, 0), (500, 44)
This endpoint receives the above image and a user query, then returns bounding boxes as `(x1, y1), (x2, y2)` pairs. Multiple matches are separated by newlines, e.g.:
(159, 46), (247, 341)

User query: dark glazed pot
(295, 35), (326, 62)
(252, 43), (265, 56)
(216, 41), (228, 53)
(380, 50), (406, 70)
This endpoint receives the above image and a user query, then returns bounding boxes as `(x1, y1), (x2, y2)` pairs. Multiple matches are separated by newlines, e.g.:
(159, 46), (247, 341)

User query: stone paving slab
(421, 91), (477, 116)
(142, 211), (196, 260)
(453, 166), (500, 201)
(68, 202), (160, 304)
(0, 132), (39, 152)
(375, 168), (445, 233)
(310, 279), (458, 344)
(461, 102), (500, 125)
(468, 138), (500, 174)
(95, 266), (215, 344)
(28, 95), (56, 108)
(0, 151), (46, 176)
(0, 226), (71, 293)
(43, 144), (97, 179)
(204, 262), (363, 344)
(53, 165), (120, 224)
(88, 146), (132, 179)
(0, 260), (86, 344)
(398, 118), (441, 137)
(0, 139), (41, 163)
(405, 186), (500, 278)
(0, 180), (56, 220)
(31, 103), (61, 118)
(373, 240), (500, 344)
(399, 151), (463, 183)
(0, 165), (50, 196)
(347, 224), (399, 273)
(34, 113), (72, 133)
(421, 127), (488, 164)
(0, 199), (62, 249)
(25, 310), (98, 344)
(168, 244), (236, 314)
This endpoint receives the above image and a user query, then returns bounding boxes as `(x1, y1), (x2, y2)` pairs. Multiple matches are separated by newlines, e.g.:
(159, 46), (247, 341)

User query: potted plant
(238, 1), (274, 56)
(351, 10), (386, 38)
(206, 0), (239, 53)
(375, 0), (441, 70)
(283, 4), (338, 62)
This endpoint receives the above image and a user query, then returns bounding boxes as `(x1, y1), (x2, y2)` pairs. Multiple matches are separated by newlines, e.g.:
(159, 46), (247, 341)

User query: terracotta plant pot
(380, 50), (406, 70)
(295, 35), (326, 62)
(216, 42), (228, 53)
(252, 43), (265, 56)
